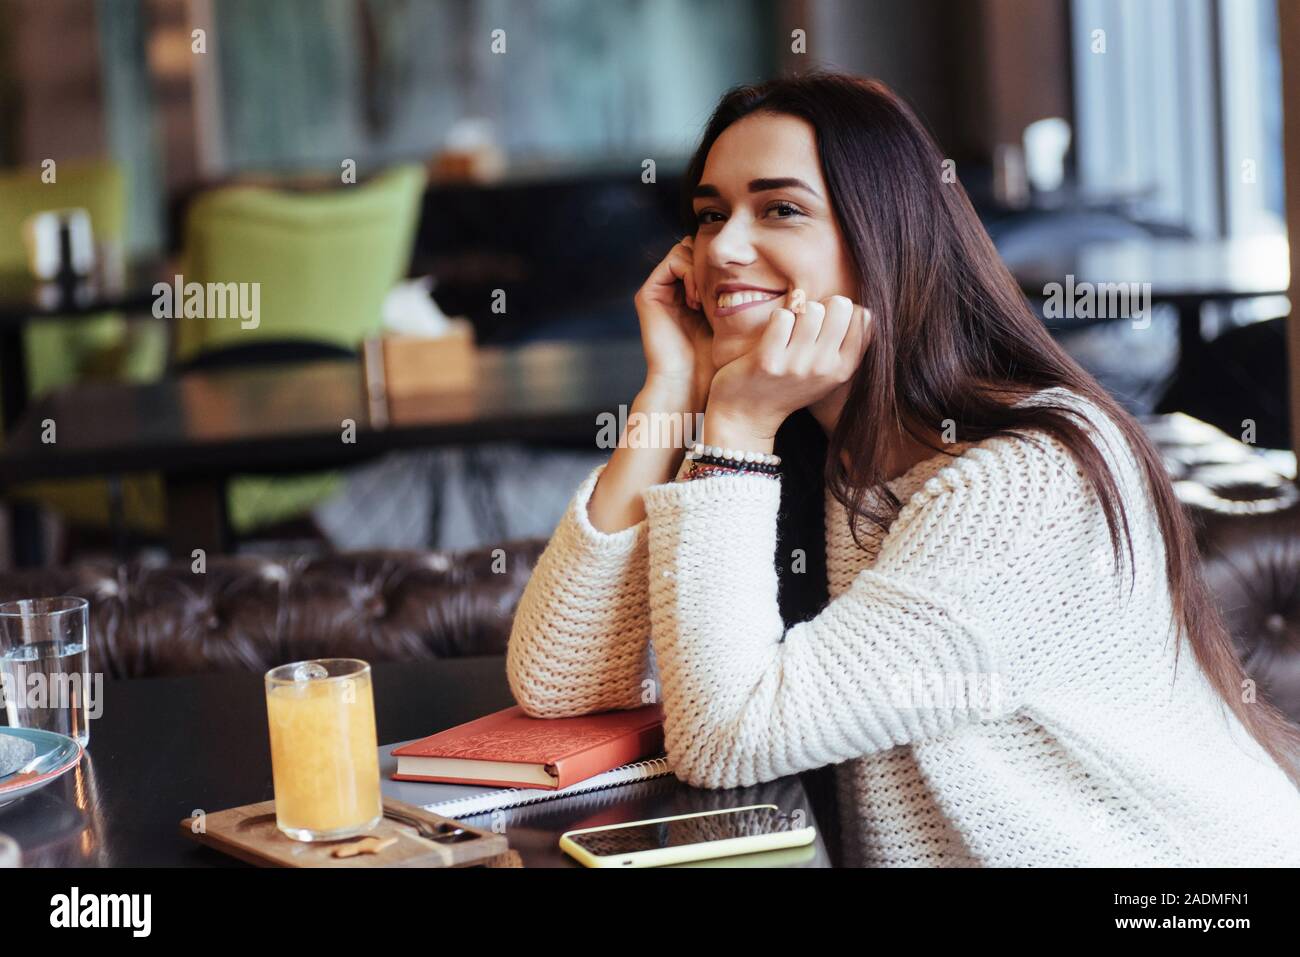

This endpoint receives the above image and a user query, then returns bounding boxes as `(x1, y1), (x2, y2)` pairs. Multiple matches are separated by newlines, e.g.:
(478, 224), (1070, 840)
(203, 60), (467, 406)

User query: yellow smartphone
(559, 804), (816, 868)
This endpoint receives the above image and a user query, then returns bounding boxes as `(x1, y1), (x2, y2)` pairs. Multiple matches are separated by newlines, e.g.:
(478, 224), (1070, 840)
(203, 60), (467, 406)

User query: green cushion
(175, 163), (426, 361)
(227, 472), (344, 536)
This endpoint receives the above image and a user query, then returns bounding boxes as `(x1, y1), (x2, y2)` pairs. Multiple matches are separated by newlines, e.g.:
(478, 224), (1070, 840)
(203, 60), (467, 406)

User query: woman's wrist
(598, 381), (699, 471)
(681, 407), (781, 483)
(640, 374), (700, 415)
(700, 404), (778, 456)
(589, 384), (691, 533)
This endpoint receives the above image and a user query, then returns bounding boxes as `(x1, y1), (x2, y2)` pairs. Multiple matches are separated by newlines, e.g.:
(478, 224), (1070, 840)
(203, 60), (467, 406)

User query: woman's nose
(707, 215), (758, 267)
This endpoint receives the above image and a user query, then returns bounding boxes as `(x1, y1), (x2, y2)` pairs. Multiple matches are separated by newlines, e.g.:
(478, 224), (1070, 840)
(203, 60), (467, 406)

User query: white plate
(0, 728), (83, 808)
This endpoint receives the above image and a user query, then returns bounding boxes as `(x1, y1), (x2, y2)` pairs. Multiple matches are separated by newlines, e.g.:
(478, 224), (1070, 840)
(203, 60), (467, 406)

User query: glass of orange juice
(265, 658), (382, 842)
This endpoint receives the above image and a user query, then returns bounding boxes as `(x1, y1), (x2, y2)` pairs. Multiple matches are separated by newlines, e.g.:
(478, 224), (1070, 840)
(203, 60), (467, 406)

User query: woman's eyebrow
(693, 177), (822, 200)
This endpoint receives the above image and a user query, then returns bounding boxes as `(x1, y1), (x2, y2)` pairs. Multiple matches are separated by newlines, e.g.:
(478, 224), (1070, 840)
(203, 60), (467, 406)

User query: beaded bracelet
(682, 460), (779, 482)
(689, 454), (780, 476)
(680, 442), (781, 482)
(685, 443), (781, 468)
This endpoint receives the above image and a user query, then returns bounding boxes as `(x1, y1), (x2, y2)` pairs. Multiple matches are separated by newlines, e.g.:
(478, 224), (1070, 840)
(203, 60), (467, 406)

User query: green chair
(175, 163), (426, 362)
(175, 163), (426, 535)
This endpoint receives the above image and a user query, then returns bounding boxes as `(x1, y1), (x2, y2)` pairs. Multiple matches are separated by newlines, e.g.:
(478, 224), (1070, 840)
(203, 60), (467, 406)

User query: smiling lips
(714, 287), (785, 317)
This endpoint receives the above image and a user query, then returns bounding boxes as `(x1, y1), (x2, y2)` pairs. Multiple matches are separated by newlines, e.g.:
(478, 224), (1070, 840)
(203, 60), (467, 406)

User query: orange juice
(265, 660), (382, 841)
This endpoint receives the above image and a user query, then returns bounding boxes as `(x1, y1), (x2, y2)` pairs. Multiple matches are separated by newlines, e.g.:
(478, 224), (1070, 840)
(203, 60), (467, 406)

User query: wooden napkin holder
(180, 795), (512, 868)
(363, 319), (477, 400)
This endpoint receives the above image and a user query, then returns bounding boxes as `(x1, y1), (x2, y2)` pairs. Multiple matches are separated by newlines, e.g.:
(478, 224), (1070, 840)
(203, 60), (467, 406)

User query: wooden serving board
(181, 796), (512, 868)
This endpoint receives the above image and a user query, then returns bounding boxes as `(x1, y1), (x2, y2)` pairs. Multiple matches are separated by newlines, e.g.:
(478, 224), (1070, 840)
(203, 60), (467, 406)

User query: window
(1071, 0), (1285, 238)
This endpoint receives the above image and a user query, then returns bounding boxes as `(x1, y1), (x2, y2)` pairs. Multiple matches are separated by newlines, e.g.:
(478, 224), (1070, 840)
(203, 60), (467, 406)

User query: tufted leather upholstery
(1139, 413), (1300, 724)
(1, 413), (1297, 729)
(0, 539), (546, 679)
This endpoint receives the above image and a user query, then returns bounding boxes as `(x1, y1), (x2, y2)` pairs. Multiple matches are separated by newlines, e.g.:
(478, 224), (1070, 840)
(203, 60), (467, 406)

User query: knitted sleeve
(639, 436), (1078, 790)
(506, 463), (658, 717)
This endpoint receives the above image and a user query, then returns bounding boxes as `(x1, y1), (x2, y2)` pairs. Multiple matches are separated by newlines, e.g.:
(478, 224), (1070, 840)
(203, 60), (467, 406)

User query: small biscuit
(0, 734), (36, 777)
(788, 287), (807, 316)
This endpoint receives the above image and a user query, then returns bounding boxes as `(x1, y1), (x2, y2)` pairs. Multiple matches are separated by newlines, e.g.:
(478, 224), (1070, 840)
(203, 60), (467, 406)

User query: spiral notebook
(379, 739), (674, 819)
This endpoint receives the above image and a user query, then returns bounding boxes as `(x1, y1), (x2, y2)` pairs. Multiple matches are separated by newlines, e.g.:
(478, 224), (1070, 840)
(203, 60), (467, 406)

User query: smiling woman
(504, 71), (1300, 867)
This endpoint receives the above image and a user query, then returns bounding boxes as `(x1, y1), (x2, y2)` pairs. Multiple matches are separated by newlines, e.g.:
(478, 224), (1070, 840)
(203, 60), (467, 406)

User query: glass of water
(0, 597), (91, 747)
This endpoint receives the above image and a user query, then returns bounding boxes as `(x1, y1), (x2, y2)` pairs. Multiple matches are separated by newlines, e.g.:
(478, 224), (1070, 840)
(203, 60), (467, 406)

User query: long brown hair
(680, 70), (1300, 786)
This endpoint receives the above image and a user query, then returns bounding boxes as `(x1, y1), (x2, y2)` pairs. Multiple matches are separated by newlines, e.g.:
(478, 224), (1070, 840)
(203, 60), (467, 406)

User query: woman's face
(691, 111), (859, 368)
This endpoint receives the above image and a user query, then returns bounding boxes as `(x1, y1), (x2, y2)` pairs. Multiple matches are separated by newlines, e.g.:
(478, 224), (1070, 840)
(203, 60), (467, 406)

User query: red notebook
(390, 703), (665, 790)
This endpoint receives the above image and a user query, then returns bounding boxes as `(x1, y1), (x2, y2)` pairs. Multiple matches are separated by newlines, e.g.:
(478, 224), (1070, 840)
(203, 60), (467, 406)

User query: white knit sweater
(506, 386), (1300, 866)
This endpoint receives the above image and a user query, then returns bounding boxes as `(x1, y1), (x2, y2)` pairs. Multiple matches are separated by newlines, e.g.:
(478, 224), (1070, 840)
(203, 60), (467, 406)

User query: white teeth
(717, 290), (779, 309)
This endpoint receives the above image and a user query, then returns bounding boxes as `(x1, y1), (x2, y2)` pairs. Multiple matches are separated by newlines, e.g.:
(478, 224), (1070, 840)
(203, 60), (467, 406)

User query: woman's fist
(705, 292), (871, 442)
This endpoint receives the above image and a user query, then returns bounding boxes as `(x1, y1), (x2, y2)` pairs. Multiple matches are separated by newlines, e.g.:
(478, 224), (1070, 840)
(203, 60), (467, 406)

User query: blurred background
(0, 0), (1293, 572)
(7, 0), (1300, 874)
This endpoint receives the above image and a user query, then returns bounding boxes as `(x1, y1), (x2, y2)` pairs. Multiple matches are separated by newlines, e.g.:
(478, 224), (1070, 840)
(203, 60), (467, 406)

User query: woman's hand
(703, 294), (871, 450)
(632, 235), (714, 411)
(588, 238), (715, 532)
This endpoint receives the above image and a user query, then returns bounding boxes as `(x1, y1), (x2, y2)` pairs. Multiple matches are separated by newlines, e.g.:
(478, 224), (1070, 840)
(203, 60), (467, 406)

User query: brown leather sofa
(0, 540), (545, 678)
(1140, 413), (1300, 723)
(1, 413), (1297, 725)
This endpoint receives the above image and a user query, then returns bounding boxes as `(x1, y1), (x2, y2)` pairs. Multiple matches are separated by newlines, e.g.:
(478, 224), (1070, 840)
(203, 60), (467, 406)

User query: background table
(0, 656), (831, 868)
(1011, 234), (1290, 369)
(0, 339), (648, 559)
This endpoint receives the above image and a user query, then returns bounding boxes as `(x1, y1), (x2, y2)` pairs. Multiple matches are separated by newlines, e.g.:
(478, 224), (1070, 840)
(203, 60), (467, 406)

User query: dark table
(0, 339), (647, 558)
(1011, 234), (1290, 368)
(0, 656), (830, 868)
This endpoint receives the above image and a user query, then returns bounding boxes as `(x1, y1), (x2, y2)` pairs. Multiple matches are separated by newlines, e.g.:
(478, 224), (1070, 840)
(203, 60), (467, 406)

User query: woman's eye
(767, 202), (803, 219)
(694, 203), (801, 226)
